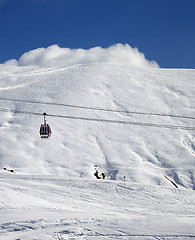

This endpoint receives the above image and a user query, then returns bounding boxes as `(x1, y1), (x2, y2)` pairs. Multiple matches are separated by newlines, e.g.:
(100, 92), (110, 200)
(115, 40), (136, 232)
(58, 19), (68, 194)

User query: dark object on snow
(101, 173), (105, 179)
(3, 168), (15, 173)
(164, 175), (178, 188)
(94, 170), (101, 179)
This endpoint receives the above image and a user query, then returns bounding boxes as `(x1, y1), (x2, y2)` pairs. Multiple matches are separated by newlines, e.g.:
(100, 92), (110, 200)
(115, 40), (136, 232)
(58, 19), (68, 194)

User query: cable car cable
(0, 107), (194, 131)
(0, 97), (194, 120)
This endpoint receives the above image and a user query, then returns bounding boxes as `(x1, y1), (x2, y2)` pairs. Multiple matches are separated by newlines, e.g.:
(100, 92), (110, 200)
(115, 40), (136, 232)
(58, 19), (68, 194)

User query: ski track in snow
(0, 177), (195, 239)
(1, 218), (195, 240)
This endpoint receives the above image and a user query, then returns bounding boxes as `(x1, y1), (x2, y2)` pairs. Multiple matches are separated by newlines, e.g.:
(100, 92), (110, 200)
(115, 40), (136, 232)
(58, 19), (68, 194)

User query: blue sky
(0, 0), (195, 68)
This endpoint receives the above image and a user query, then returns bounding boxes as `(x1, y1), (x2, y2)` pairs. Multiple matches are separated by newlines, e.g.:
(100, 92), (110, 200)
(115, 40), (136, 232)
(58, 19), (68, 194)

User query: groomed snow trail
(0, 175), (195, 240)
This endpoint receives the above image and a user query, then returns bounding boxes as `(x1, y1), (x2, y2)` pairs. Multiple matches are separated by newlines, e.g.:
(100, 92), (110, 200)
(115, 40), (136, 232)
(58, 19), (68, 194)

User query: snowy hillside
(0, 61), (195, 239)
(0, 63), (194, 188)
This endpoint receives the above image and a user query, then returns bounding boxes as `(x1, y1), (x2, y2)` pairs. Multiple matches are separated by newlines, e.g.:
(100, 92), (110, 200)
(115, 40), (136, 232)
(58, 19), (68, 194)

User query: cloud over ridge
(6, 44), (159, 68)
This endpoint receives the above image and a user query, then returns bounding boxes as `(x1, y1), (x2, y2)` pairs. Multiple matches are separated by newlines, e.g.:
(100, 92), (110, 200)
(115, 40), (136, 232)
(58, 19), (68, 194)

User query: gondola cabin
(40, 123), (52, 138)
(40, 112), (52, 138)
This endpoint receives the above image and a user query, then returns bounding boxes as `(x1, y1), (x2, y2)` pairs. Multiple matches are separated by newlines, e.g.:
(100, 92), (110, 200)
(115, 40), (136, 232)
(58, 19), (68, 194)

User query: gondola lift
(39, 112), (52, 138)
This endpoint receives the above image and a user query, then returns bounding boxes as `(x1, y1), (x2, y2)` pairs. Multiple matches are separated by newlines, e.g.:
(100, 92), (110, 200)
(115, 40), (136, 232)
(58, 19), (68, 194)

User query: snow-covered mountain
(0, 61), (195, 239)
(0, 63), (194, 187)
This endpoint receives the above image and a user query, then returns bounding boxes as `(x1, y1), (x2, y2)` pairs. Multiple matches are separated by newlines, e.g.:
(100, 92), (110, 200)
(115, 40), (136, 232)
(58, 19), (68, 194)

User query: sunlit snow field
(0, 60), (195, 239)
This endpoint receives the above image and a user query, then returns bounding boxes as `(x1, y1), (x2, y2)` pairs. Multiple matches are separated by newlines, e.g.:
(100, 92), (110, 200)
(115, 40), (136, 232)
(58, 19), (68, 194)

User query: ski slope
(0, 62), (195, 239)
(0, 176), (195, 240)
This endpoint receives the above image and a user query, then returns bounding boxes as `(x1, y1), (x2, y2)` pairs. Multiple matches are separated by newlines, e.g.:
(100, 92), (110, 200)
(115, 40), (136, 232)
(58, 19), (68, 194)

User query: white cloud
(4, 59), (18, 66)
(6, 44), (159, 68)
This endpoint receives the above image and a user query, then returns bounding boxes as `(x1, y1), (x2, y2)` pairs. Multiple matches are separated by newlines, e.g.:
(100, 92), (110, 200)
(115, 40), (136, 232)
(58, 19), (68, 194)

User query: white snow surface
(0, 62), (195, 239)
